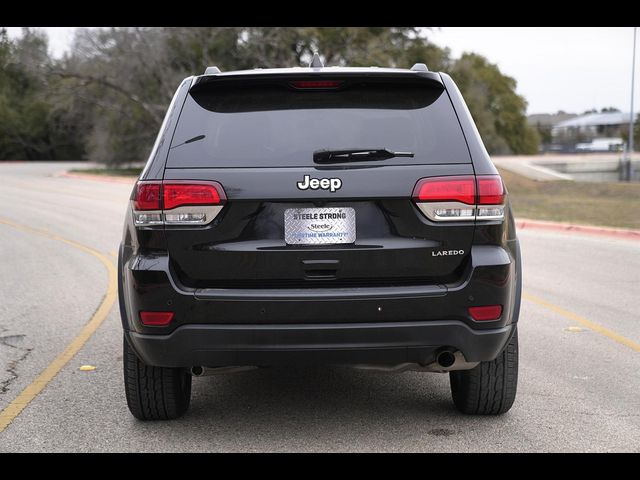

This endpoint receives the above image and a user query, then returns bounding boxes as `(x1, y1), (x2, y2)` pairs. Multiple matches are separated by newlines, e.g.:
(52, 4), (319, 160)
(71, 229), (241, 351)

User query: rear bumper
(125, 321), (516, 368)
(119, 243), (521, 367)
(120, 244), (519, 329)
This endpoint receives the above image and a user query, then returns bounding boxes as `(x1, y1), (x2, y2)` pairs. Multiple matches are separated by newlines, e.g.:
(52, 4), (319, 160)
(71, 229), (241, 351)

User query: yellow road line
(523, 292), (640, 353)
(0, 218), (117, 433)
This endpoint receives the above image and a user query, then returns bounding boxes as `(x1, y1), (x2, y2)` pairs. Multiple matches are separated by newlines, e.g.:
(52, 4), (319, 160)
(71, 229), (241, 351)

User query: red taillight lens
(139, 311), (174, 326)
(412, 174), (505, 222)
(163, 182), (225, 210)
(132, 180), (227, 226)
(290, 80), (343, 89)
(133, 182), (162, 210)
(468, 305), (503, 321)
(412, 176), (476, 205)
(477, 176), (504, 205)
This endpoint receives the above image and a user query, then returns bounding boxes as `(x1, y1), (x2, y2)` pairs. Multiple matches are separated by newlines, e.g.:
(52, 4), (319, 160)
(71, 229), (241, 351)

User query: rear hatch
(163, 72), (475, 288)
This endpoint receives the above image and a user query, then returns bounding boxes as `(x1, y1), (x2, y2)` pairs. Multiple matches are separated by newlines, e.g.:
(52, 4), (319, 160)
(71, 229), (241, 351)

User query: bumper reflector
(140, 311), (175, 326)
(468, 305), (503, 321)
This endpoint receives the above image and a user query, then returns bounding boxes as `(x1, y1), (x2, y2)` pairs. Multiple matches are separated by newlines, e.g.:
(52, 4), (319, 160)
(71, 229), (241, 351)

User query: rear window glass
(166, 80), (471, 168)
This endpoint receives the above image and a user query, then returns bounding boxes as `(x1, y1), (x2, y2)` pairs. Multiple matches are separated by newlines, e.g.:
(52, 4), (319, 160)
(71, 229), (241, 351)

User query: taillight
(412, 175), (505, 222)
(132, 180), (226, 227)
(477, 177), (504, 205)
(133, 182), (162, 211)
(413, 176), (476, 221)
(468, 305), (503, 321)
(414, 176), (477, 204)
(476, 176), (505, 219)
(132, 182), (163, 226)
(163, 183), (222, 209)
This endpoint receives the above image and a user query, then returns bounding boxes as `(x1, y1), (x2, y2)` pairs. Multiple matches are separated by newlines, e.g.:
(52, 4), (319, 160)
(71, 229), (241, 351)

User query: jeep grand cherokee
(118, 57), (522, 420)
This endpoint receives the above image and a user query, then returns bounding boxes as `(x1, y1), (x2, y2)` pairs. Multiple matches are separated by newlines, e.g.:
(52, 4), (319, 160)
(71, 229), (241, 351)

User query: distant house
(527, 112), (578, 153)
(551, 112), (631, 152)
(527, 112), (578, 128)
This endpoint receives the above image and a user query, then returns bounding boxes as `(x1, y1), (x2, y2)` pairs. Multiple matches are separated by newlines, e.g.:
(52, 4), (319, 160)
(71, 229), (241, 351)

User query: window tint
(167, 81), (471, 167)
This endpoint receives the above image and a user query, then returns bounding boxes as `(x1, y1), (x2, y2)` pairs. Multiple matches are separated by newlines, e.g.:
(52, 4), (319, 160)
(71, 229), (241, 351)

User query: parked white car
(575, 137), (625, 152)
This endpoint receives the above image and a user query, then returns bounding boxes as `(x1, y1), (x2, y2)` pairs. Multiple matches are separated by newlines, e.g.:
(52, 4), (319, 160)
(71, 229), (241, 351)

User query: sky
(5, 26), (639, 115)
(428, 27), (638, 115)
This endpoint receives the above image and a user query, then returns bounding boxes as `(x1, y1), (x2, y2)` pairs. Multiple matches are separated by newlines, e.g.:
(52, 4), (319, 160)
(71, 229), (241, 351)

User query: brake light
(412, 175), (505, 222)
(476, 175), (505, 219)
(133, 182), (162, 210)
(132, 180), (226, 227)
(477, 176), (504, 205)
(290, 80), (343, 89)
(468, 305), (503, 321)
(163, 183), (222, 209)
(414, 176), (476, 205)
(140, 311), (174, 326)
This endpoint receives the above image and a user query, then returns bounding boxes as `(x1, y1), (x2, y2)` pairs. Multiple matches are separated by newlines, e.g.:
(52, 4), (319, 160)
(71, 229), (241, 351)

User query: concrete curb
(58, 171), (137, 185)
(516, 218), (640, 241)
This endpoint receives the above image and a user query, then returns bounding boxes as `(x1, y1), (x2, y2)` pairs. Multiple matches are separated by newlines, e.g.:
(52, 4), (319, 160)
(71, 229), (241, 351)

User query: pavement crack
(0, 333), (33, 395)
(1, 347), (33, 395)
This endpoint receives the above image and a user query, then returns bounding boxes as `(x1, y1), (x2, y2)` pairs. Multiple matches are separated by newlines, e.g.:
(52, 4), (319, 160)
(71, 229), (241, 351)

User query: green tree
(301, 27), (450, 71)
(51, 27), (183, 164)
(535, 122), (553, 145)
(449, 53), (540, 155)
(0, 28), (84, 160)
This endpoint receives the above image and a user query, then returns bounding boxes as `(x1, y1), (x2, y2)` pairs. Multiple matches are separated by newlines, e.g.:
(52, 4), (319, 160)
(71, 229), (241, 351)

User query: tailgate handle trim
(302, 259), (340, 270)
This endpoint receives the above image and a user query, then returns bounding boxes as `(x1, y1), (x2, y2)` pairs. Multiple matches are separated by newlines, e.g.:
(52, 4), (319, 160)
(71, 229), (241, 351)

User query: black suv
(118, 58), (522, 420)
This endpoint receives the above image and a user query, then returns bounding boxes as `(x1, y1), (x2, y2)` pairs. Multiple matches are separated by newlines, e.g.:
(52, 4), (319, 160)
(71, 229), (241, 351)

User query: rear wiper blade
(170, 134), (206, 149)
(313, 148), (414, 164)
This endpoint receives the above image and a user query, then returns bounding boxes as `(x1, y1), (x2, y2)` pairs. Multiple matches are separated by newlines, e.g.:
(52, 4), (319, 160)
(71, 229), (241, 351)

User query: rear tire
(123, 336), (192, 420)
(449, 328), (518, 415)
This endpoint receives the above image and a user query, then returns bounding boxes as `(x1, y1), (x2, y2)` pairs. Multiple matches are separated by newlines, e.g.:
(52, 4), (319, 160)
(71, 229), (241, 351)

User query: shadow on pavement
(126, 366), (511, 451)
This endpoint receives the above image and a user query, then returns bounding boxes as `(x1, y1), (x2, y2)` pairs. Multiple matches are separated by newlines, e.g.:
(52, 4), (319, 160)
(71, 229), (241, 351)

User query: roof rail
(410, 63), (429, 72)
(204, 66), (221, 75)
(309, 53), (324, 68)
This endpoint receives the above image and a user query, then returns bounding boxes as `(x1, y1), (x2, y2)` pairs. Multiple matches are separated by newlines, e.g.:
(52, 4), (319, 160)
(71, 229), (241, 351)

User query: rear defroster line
(0, 218), (117, 433)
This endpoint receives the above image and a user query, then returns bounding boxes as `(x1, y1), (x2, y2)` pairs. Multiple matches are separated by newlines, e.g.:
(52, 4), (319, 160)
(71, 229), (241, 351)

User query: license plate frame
(284, 207), (356, 245)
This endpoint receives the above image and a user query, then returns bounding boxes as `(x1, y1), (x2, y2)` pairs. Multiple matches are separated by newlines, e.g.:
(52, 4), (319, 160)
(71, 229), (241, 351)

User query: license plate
(284, 207), (356, 245)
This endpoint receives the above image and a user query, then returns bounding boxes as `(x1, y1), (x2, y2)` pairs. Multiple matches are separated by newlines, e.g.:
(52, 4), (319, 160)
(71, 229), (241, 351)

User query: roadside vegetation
(68, 167), (142, 177)
(1, 27), (539, 164)
(499, 168), (640, 229)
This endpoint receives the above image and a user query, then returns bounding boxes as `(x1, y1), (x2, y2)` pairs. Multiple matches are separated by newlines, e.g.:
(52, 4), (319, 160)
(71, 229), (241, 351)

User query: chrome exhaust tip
(436, 350), (456, 368)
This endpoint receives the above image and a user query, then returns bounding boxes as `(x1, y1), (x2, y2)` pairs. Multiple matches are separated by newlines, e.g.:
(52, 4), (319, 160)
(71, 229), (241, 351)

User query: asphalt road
(1, 162), (639, 452)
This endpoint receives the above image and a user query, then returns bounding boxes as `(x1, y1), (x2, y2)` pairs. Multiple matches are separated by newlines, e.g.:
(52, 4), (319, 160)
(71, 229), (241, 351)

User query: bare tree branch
(48, 69), (164, 124)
